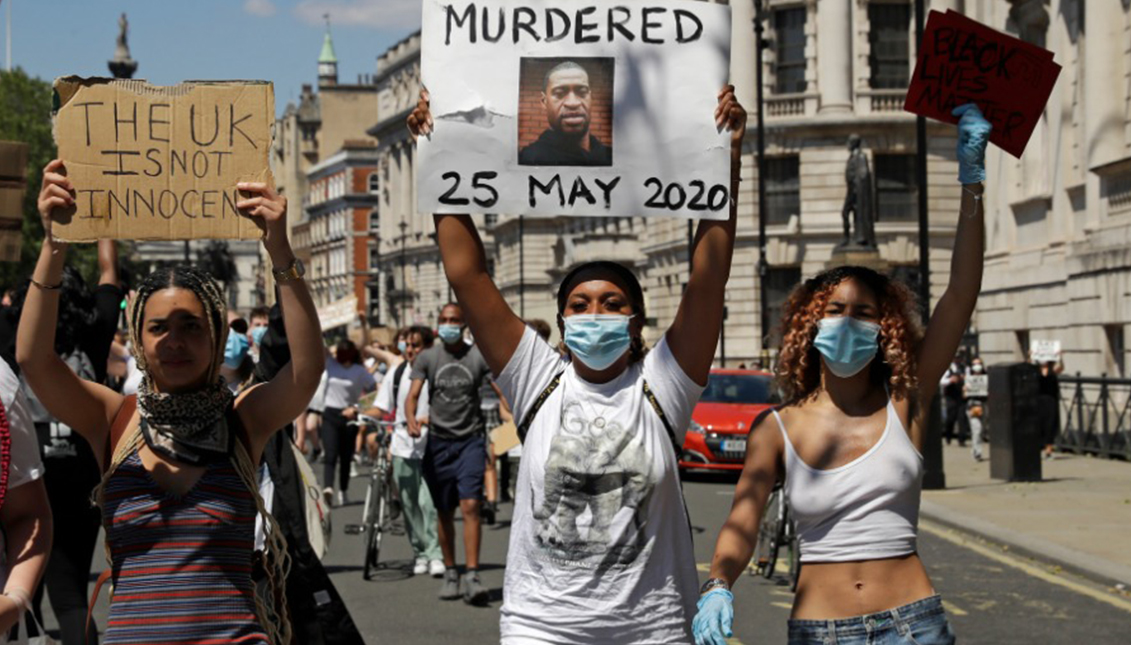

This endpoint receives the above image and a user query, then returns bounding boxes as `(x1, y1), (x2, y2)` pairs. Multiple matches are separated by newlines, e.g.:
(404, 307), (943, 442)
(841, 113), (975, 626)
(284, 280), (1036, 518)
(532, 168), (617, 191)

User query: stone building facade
(269, 24), (378, 312)
(972, 0), (1131, 377)
(302, 143), (381, 335)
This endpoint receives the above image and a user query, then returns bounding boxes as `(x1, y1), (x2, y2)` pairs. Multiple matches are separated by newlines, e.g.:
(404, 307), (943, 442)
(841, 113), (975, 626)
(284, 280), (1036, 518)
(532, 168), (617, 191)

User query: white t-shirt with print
(0, 361), (44, 491)
(374, 361), (431, 460)
(496, 327), (705, 644)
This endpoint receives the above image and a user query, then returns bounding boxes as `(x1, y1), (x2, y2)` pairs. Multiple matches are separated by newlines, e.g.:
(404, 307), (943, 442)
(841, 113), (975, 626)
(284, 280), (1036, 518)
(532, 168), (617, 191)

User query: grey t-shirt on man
(411, 342), (492, 440)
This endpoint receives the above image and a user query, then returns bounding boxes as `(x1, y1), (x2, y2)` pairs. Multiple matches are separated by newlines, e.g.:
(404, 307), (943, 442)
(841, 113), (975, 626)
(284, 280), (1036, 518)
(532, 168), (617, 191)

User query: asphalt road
(65, 466), (1131, 644)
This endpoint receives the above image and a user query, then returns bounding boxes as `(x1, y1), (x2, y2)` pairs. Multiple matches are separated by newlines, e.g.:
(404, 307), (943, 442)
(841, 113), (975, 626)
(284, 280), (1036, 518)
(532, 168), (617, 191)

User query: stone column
(817, 0), (852, 113)
(1084, 0), (1126, 169)
(730, 0), (757, 110)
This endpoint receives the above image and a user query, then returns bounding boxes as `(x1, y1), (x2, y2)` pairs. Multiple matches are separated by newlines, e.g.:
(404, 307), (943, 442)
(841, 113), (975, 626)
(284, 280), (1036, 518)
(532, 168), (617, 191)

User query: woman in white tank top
(693, 104), (993, 645)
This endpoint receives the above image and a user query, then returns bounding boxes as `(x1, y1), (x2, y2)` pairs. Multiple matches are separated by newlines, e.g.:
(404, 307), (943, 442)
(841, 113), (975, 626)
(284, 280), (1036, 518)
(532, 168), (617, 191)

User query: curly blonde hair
(775, 266), (923, 405)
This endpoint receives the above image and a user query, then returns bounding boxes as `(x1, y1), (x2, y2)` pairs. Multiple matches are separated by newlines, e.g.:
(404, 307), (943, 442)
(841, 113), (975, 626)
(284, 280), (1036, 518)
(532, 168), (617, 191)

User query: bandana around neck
(137, 377), (235, 465)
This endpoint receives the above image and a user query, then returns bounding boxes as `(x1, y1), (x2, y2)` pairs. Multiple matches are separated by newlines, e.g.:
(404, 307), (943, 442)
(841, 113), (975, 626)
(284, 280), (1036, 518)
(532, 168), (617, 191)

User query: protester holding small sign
(964, 357), (988, 462)
(408, 82), (745, 642)
(19, 160), (324, 645)
(698, 104), (992, 645)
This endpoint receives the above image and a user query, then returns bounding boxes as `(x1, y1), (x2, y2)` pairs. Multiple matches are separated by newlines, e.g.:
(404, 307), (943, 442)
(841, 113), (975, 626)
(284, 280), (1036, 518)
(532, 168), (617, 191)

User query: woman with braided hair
(18, 159), (324, 645)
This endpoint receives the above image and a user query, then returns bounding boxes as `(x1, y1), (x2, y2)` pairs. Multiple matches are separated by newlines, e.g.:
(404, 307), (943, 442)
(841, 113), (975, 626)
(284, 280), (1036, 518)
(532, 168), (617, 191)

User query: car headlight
(688, 419), (705, 435)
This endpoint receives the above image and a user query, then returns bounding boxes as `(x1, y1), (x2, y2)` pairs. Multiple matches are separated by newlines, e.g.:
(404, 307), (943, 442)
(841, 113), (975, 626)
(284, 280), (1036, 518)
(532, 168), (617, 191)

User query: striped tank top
(101, 449), (268, 645)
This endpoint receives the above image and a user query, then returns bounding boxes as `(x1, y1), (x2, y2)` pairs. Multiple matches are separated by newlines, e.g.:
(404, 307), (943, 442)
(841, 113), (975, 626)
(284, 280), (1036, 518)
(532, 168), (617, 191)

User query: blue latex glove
(692, 588), (734, 645)
(952, 103), (992, 184)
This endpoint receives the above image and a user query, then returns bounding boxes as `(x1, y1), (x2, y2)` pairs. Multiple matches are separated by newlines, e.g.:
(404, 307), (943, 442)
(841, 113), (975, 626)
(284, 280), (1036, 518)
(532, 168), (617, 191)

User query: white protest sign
(417, 0), (733, 220)
(1030, 339), (1060, 363)
(318, 295), (359, 331)
(965, 374), (988, 398)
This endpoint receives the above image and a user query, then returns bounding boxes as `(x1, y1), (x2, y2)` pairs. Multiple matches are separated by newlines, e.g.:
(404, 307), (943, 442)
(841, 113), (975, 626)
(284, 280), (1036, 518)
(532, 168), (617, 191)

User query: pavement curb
(920, 499), (1131, 590)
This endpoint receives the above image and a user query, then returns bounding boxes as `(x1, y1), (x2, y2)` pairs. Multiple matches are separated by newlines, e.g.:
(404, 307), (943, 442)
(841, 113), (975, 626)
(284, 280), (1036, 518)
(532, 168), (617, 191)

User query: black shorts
(422, 434), (486, 512)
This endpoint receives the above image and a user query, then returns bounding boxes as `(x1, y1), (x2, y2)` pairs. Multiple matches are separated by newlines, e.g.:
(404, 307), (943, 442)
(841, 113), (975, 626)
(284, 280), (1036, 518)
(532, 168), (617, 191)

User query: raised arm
(98, 239), (119, 287)
(666, 86), (746, 386)
(407, 90), (526, 376)
(916, 104), (991, 405)
(0, 478), (51, 634)
(17, 160), (123, 445)
(234, 183), (325, 451)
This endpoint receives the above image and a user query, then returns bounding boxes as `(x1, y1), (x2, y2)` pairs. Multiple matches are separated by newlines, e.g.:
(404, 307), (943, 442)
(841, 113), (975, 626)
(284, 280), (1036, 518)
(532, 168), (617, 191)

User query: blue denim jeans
(788, 595), (956, 645)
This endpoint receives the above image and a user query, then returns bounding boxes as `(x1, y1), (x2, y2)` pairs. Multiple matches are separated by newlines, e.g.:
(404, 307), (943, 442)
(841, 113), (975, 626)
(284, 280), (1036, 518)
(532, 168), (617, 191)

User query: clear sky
(2, 0), (420, 115)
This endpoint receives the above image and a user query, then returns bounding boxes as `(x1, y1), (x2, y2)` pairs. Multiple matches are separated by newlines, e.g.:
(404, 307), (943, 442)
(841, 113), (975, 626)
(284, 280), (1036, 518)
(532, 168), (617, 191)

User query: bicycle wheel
(363, 474), (384, 580)
(753, 490), (782, 579)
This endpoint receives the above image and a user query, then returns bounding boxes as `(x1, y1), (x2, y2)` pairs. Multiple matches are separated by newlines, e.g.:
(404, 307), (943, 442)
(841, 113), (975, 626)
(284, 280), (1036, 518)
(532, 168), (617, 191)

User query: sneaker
(413, 558), (429, 576)
(350, 462), (360, 478)
(322, 486), (333, 509)
(429, 559), (445, 577)
(336, 490), (349, 507)
(482, 501), (497, 526)
(461, 570), (489, 606)
(439, 568), (461, 600)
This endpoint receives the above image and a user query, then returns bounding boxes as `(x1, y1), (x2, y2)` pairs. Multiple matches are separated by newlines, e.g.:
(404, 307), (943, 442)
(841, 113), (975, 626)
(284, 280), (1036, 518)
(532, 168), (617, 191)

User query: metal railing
(1057, 374), (1131, 460)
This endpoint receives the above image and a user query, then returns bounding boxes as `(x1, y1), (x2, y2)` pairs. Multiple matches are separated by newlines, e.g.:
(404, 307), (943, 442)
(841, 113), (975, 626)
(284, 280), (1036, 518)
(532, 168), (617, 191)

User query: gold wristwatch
(272, 258), (306, 282)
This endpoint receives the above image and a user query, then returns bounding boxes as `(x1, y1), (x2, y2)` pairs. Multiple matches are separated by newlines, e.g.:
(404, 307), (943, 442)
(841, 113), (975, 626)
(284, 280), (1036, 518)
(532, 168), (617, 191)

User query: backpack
(391, 361), (410, 416)
(290, 440), (331, 559)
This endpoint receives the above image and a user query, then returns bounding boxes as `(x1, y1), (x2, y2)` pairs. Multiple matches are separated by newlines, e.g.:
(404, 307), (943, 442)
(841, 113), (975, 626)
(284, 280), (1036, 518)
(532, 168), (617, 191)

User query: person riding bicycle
(365, 325), (444, 577)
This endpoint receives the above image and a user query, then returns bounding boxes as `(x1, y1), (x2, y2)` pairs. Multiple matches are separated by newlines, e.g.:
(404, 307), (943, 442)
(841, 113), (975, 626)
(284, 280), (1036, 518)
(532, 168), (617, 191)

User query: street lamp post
(915, 0), (945, 490)
(519, 216), (526, 318)
(398, 219), (408, 325)
(754, 0), (770, 363)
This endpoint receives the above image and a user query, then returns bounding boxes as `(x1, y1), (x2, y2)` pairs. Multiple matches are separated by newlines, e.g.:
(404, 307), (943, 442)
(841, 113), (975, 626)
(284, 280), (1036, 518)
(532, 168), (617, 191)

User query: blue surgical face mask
(813, 316), (880, 378)
(250, 326), (268, 347)
(563, 314), (634, 372)
(397, 340), (408, 353)
(437, 323), (463, 345)
(223, 333), (250, 369)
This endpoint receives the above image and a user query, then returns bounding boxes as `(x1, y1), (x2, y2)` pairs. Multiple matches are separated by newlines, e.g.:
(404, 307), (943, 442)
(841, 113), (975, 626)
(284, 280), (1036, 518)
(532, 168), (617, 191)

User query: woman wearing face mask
(319, 340), (377, 507)
(693, 105), (991, 645)
(19, 162), (324, 645)
(407, 86), (745, 642)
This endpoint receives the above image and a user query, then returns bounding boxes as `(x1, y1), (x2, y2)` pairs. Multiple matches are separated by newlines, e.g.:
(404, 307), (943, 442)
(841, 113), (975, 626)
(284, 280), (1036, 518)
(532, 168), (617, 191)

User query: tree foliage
(0, 68), (106, 290)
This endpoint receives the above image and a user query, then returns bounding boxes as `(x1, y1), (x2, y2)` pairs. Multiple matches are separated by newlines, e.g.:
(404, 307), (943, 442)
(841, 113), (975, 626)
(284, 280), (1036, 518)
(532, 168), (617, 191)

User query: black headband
(557, 261), (645, 320)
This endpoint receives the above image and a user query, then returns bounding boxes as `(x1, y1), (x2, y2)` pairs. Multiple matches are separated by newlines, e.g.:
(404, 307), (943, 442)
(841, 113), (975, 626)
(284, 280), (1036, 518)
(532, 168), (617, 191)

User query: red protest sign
(904, 10), (1060, 158)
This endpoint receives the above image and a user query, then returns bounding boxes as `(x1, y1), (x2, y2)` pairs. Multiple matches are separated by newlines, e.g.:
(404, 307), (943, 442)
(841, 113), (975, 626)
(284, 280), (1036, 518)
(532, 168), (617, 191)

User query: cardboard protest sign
(1030, 339), (1061, 364)
(904, 10), (1060, 158)
(417, 0), (733, 219)
(965, 373), (988, 398)
(318, 295), (360, 331)
(52, 77), (273, 242)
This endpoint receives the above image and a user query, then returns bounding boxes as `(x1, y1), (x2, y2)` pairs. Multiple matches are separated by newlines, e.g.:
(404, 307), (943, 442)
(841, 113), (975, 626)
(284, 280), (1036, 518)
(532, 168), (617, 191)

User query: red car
(679, 369), (776, 471)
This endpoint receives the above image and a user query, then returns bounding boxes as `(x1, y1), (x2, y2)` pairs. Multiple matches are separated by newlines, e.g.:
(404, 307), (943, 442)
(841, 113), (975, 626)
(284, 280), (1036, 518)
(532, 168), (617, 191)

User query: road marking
(697, 563), (711, 573)
(941, 600), (968, 616)
(920, 520), (1131, 614)
(771, 601), (794, 610)
(725, 638), (745, 645)
(770, 590), (794, 597)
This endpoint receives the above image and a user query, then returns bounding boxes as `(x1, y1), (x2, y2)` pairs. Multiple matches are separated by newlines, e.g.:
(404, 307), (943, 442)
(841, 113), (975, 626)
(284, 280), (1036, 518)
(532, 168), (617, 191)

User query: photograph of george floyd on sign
(51, 77), (273, 242)
(518, 57), (614, 167)
(417, 0), (732, 220)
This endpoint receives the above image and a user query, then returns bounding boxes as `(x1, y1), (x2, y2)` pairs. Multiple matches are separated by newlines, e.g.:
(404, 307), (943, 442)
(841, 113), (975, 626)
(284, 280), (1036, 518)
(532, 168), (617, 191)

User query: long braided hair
(94, 266), (292, 645)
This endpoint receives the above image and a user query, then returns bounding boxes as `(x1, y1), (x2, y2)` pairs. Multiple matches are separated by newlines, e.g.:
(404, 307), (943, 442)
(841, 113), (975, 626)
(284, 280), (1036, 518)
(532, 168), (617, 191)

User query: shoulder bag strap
(392, 361), (409, 413)
(516, 372), (563, 444)
(103, 395), (138, 474)
(642, 380), (679, 456)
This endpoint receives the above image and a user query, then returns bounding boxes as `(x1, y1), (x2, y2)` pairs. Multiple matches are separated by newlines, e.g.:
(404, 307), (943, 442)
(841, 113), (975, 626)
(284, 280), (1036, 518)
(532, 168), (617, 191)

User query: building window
(484, 214), (498, 227)
(368, 172), (380, 194)
(1106, 324), (1125, 377)
(369, 248), (380, 272)
(868, 3), (911, 89)
(765, 156), (800, 226)
(369, 210), (380, 232)
(765, 266), (802, 346)
(1015, 329), (1030, 362)
(773, 7), (807, 94)
(874, 154), (918, 222)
